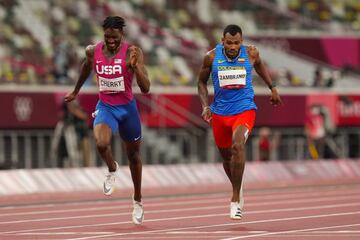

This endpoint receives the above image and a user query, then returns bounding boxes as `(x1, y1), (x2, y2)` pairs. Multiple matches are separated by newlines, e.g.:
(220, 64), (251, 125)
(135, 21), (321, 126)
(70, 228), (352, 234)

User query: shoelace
(105, 173), (115, 185)
(133, 202), (143, 215)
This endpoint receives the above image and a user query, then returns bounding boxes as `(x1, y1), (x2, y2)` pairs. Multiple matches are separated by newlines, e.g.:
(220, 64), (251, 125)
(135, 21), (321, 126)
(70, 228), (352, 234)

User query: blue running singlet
(210, 44), (257, 116)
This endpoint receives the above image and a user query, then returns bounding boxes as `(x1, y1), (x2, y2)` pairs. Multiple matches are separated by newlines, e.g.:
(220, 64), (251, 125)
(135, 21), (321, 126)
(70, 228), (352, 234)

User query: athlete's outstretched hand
(64, 91), (77, 103)
(201, 106), (212, 123)
(270, 88), (282, 106)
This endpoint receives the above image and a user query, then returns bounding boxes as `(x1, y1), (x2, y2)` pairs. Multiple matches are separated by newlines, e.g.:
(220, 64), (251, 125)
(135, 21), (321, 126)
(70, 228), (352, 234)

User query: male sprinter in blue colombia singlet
(197, 24), (282, 220)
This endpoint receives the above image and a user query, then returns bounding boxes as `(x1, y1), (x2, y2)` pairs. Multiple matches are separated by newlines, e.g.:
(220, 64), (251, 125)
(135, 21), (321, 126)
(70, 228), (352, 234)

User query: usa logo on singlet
(96, 64), (125, 93)
(96, 65), (122, 75)
(94, 41), (134, 104)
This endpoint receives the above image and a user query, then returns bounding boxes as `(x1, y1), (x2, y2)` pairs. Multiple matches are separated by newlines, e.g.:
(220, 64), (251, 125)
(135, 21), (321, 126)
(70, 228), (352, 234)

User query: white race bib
(98, 76), (125, 93)
(218, 69), (246, 88)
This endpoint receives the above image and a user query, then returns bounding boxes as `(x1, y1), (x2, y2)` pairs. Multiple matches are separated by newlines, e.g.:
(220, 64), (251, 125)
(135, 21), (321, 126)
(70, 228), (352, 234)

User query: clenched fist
(64, 91), (77, 102)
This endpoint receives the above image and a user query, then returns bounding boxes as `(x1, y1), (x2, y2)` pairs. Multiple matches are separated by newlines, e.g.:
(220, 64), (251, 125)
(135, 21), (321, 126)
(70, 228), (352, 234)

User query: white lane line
(14, 232), (115, 235)
(0, 189), (360, 221)
(220, 223), (360, 240)
(272, 234), (360, 237)
(3, 208), (358, 237)
(77, 237), (224, 240)
(1, 195), (360, 225)
(65, 211), (360, 240)
(2, 185), (359, 211)
(0, 206), (222, 225)
(0, 198), (226, 217)
(166, 231), (268, 234)
(0, 192), (228, 210)
(314, 230), (360, 233)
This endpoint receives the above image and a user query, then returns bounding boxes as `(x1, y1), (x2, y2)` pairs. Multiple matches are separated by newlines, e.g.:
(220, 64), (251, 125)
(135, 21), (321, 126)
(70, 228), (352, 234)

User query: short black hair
(102, 16), (126, 30)
(223, 24), (242, 37)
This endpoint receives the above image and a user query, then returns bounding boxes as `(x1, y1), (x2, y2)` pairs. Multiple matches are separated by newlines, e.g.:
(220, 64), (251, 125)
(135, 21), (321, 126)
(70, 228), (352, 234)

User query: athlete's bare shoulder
(198, 48), (215, 83)
(203, 48), (216, 67)
(206, 48), (216, 59)
(85, 45), (96, 59)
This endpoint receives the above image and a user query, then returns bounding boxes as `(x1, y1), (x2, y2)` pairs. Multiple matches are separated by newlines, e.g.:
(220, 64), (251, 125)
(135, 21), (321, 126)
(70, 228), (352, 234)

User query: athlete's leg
(123, 140), (142, 202)
(230, 110), (256, 204)
(219, 126), (247, 220)
(219, 144), (245, 212)
(212, 113), (247, 219)
(218, 148), (232, 184)
(230, 125), (248, 203)
(93, 101), (119, 172)
(217, 125), (247, 203)
(211, 113), (233, 190)
(117, 99), (143, 201)
(123, 139), (144, 225)
(94, 124), (117, 171)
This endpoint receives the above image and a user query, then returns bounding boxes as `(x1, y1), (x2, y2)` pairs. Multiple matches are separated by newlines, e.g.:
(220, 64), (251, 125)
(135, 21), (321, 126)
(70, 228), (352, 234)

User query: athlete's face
(222, 32), (243, 59)
(104, 28), (123, 53)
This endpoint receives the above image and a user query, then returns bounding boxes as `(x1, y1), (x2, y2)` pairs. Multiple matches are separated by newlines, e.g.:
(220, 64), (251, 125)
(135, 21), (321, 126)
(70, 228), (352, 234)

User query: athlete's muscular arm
(197, 51), (214, 123)
(248, 46), (282, 106)
(127, 46), (150, 94)
(64, 45), (94, 102)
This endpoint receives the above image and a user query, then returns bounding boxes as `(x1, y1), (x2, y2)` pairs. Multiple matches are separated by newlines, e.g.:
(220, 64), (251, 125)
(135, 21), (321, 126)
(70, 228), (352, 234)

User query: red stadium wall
(1, 91), (360, 129)
(0, 92), (59, 128)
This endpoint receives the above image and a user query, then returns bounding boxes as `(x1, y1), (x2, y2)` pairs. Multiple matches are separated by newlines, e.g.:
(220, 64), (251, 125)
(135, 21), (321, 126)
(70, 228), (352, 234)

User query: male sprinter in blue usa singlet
(197, 25), (282, 220)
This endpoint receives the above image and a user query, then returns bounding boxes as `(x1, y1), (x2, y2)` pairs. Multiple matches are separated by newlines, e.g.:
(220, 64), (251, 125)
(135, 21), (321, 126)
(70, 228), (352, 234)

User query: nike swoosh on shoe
(134, 213), (144, 224)
(103, 183), (112, 195)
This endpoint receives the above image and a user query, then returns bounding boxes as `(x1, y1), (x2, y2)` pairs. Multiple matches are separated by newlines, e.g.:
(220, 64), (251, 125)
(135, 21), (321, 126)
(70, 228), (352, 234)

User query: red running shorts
(211, 110), (256, 148)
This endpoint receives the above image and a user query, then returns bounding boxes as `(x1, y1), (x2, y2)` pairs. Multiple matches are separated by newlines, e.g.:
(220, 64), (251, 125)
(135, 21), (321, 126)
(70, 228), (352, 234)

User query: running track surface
(1, 179), (360, 240)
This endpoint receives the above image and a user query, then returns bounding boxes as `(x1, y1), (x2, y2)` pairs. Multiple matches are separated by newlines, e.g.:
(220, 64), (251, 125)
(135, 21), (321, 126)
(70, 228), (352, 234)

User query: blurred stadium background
(0, 0), (359, 172)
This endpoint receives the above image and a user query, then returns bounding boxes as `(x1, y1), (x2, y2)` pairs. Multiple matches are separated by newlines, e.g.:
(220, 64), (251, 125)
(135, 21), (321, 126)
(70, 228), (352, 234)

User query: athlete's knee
(94, 124), (112, 150)
(223, 157), (231, 164)
(127, 149), (141, 163)
(232, 142), (245, 156)
(96, 139), (111, 152)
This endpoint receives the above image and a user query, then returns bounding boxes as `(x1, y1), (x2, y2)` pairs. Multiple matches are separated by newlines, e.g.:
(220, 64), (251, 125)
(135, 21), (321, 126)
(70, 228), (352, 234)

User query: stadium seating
(0, 0), (358, 87)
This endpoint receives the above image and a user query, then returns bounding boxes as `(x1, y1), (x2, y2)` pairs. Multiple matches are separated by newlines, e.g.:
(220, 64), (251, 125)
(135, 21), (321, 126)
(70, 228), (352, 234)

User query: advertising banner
(0, 92), (358, 129)
(338, 95), (360, 126)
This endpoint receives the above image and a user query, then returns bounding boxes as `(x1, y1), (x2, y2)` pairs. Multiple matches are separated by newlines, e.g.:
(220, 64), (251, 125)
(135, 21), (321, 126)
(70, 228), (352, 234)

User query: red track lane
(0, 179), (360, 240)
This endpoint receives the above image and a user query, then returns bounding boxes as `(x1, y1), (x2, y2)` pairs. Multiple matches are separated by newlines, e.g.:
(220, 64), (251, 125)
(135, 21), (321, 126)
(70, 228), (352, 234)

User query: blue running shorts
(93, 99), (142, 142)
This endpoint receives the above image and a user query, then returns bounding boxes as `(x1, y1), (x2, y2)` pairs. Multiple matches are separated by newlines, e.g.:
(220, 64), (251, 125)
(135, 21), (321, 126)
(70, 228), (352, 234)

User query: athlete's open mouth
(107, 43), (116, 49)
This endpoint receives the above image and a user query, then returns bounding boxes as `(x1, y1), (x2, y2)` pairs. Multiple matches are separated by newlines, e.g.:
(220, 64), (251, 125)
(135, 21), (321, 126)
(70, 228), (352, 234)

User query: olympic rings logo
(13, 96), (33, 121)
